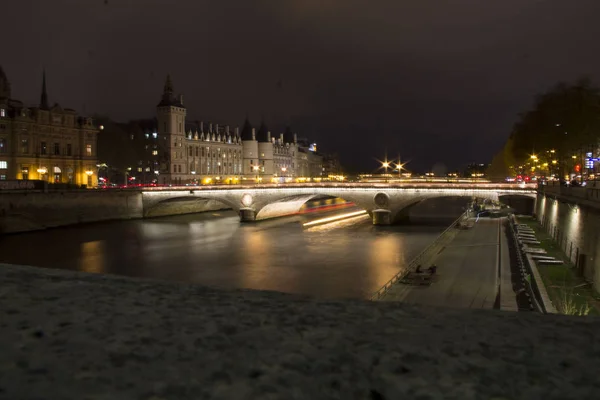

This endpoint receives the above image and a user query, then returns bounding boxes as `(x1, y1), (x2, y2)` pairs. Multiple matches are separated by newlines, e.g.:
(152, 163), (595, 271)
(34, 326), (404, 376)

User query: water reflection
(369, 234), (404, 288)
(238, 227), (273, 289)
(79, 240), (106, 274)
(0, 198), (467, 299)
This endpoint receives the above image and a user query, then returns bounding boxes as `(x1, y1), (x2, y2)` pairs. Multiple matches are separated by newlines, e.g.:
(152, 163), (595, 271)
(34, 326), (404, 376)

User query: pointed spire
(284, 125), (293, 142)
(157, 74), (185, 108)
(240, 117), (254, 141)
(40, 69), (49, 110)
(257, 118), (270, 142)
(163, 74), (173, 95)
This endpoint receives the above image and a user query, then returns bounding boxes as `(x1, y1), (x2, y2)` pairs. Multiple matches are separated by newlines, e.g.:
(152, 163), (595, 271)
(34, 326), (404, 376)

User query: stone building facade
(0, 66), (99, 186)
(154, 75), (322, 185)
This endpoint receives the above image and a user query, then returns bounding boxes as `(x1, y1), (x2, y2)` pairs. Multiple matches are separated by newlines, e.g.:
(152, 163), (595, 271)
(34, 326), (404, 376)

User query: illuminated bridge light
(303, 210), (368, 227)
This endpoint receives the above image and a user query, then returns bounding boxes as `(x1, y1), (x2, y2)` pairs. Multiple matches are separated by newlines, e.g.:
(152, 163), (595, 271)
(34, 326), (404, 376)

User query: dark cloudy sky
(2, 0), (600, 172)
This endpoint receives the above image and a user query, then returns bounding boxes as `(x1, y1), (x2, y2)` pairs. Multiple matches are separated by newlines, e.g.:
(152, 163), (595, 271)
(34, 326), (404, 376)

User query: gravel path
(1, 263), (599, 400)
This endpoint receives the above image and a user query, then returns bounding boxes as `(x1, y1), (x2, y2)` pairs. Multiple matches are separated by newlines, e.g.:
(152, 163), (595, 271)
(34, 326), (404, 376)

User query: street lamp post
(382, 161), (389, 183)
(253, 165), (260, 184)
(37, 167), (47, 181)
(85, 169), (93, 188)
(281, 167), (287, 184)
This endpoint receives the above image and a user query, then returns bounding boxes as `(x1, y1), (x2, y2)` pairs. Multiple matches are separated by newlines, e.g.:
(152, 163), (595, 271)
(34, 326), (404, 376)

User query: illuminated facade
(0, 66), (99, 186)
(156, 75), (322, 184)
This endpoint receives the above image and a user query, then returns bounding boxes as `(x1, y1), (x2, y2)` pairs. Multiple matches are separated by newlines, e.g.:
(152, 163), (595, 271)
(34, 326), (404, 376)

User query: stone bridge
(141, 183), (537, 225)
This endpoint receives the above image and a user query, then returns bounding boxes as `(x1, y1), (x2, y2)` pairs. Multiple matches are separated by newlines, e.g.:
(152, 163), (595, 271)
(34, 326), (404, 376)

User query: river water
(0, 197), (466, 299)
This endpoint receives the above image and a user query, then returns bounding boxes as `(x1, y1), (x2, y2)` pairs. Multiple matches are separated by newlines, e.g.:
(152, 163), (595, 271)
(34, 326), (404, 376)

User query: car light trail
(302, 210), (368, 227)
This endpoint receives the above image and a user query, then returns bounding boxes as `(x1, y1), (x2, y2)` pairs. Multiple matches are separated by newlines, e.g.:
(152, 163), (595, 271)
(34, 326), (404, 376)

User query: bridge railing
(138, 182), (537, 192)
(370, 211), (468, 301)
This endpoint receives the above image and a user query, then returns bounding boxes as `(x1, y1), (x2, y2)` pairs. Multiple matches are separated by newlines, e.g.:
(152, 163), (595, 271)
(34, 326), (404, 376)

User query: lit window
(86, 144), (92, 156)
(0, 109), (4, 117)
(0, 138), (5, 153)
(0, 161), (7, 169)
(137, 167), (142, 172)
(152, 150), (158, 155)
(145, 167), (150, 172)
(145, 133), (149, 139)
(152, 132), (158, 138)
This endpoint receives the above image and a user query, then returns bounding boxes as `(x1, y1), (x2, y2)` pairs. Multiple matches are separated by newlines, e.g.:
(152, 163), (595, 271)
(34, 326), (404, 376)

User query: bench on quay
(536, 259), (565, 265)
(531, 255), (557, 260)
(400, 273), (439, 286)
(517, 231), (536, 236)
(522, 247), (547, 254)
(518, 235), (537, 239)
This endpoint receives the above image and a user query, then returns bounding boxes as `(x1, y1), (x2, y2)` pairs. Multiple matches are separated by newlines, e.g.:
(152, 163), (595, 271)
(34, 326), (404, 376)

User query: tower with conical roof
(156, 74), (187, 184)
(241, 117), (260, 178)
(256, 118), (274, 180)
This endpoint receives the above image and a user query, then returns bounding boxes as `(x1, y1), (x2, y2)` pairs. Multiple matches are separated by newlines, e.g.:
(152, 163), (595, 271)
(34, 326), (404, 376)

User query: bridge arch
(253, 193), (371, 221)
(498, 193), (536, 215)
(142, 192), (239, 218)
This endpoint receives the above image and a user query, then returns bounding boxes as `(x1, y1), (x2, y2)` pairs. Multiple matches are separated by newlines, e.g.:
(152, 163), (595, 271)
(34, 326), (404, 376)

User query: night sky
(3, 0), (600, 173)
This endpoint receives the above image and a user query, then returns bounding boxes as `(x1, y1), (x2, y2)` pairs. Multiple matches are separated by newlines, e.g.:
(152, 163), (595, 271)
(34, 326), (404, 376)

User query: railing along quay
(370, 211), (468, 301)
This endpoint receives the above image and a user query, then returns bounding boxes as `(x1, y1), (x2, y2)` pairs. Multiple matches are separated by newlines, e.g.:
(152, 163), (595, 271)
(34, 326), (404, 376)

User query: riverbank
(1, 263), (599, 399)
(0, 190), (228, 234)
(518, 216), (600, 316)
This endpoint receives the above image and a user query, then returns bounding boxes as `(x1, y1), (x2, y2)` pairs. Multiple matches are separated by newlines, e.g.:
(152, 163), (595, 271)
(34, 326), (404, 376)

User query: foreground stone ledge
(1, 264), (599, 400)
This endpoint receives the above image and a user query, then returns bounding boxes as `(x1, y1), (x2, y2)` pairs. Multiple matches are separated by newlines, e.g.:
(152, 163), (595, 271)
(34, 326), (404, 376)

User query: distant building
(152, 75), (322, 184)
(322, 153), (342, 178)
(0, 66), (99, 186)
(465, 163), (489, 178)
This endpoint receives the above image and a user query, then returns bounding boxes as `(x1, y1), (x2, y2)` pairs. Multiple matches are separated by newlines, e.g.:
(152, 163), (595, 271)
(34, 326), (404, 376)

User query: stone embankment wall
(0, 191), (228, 234)
(535, 191), (600, 292)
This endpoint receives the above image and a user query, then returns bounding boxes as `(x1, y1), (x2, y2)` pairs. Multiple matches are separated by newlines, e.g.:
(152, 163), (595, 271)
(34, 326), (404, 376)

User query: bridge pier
(239, 208), (256, 222)
(372, 209), (392, 225)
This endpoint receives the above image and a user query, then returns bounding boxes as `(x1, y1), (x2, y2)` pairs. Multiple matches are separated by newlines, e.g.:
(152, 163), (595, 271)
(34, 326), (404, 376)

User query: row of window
(0, 138), (92, 156)
(172, 162), (244, 175)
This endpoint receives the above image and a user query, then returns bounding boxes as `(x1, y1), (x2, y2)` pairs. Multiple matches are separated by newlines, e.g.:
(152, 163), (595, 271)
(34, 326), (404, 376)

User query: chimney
(200, 121), (204, 132)
(267, 131), (271, 142)
(252, 128), (256, 141)
(216, 124), (220, 134)
(280, 133), (284, 142)
(179, 95), (183, 105)
(235, 127), (239, 136)
(209, 123), (213, 133)
(293, 133), (298, 144)
(225, 125), (230, 135)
